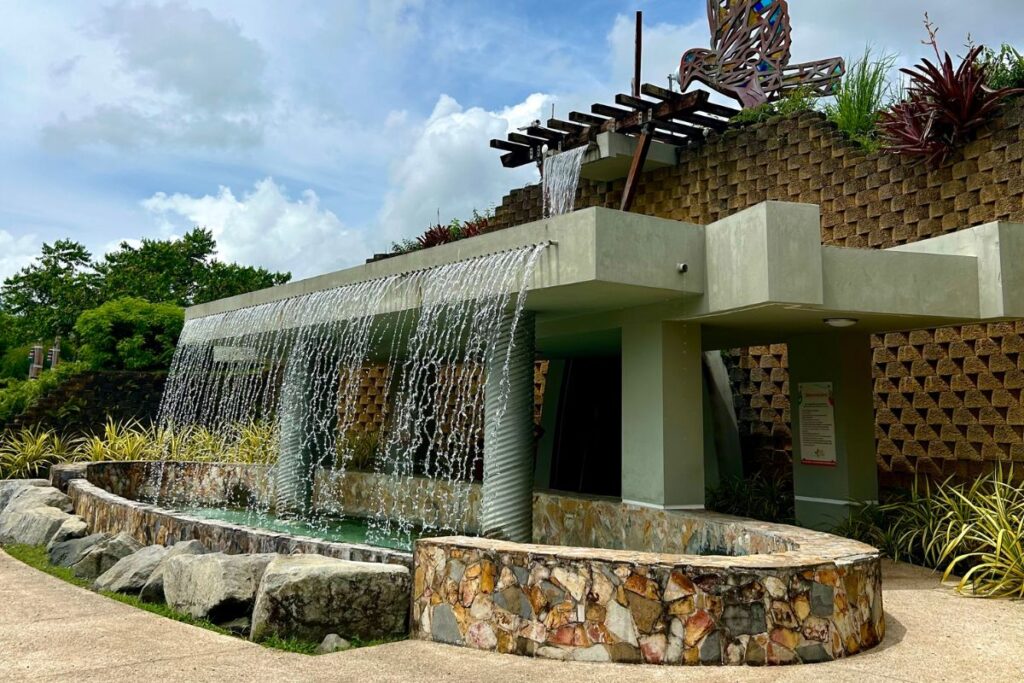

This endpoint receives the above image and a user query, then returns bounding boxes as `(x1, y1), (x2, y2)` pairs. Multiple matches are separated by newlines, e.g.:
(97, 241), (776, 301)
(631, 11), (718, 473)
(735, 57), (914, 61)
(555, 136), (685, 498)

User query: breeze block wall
(491, 99), (1024, 487)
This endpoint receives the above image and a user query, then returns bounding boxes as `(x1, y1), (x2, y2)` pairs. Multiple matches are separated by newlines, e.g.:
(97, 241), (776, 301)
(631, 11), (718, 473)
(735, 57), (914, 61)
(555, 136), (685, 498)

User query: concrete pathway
(1, 550), (1022, 682)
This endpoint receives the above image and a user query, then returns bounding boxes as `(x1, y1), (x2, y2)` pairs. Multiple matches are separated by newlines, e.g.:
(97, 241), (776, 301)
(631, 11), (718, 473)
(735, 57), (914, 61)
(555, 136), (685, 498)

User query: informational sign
(798, 382), (837, 467)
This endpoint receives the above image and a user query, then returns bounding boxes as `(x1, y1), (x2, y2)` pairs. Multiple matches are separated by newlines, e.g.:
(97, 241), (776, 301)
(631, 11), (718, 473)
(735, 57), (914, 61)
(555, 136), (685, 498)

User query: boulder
(93, 545), (168, 593)
(139, 540), (208, 603)
(164, 552), (277, 623)
(2, 485), (72, 515)
(71, 533), (143, 580)
(0, 479), (49, 512)
(49, 533), (109, 567)
(50, 515), (89, 545)
(0, 504), (71, 545)
(250, 555), (410, 643)
(317, 634), (352, 654)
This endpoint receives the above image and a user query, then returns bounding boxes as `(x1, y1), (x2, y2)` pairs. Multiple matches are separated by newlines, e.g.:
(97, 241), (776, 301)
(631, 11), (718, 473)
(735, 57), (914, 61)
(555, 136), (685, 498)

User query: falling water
(153, 243), (547, 549)
(542, 145), (588, 218)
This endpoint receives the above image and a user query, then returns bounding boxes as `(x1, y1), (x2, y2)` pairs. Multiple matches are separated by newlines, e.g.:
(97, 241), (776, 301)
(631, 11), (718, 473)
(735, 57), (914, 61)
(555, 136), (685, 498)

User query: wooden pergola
(490, 85), (738, 211)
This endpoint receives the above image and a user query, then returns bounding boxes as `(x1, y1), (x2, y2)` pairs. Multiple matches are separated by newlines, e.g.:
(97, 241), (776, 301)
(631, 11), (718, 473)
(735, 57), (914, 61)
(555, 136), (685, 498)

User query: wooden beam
(591, 103), (633, 119)
(671, 110), (729, 131)
(500, 150), (533, 168)
(547, 118), (587, 134)
(569, 111), (607, 126)
(620, 128), (653, 212)
(640, 82), (684, 101)
(490, 139), (531, 153)
(525, 126), (565, 143)
(699, 101), (740, 118)
(650, 118), (703, 139)
(615, 93), (656, 110)
(507, 132), (547, 147)
(633, 10), (642, 98)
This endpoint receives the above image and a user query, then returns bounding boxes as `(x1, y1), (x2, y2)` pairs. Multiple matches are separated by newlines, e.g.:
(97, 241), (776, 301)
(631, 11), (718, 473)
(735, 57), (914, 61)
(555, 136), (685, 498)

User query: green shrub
(0, 344), (33, 381)
(730, 88), (817, 125)
(706, 472), (794, 524)
(0, 361), (87, 426)
(978, 43), (1024, 90)
(0, 426), (72, 479)
(837, 466), (1024, 598)
(824, 48), (898, 151)
(74, 297), (183, 371)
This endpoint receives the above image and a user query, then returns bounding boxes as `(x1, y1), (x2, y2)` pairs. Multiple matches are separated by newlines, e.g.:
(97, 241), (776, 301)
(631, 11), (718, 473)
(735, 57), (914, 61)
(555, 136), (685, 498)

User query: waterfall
(153, 243), (547, 548)
(542, 145), (587, 218)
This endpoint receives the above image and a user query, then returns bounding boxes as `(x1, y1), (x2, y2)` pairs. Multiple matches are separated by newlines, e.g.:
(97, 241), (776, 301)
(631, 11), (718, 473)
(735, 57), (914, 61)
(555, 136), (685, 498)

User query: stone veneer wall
(491, 101), (1024, 486)
(75, 461), (484, 535)
(533, 491), (792, 555)
(413, 530), (882, 666)
(67, 478), (412, 567)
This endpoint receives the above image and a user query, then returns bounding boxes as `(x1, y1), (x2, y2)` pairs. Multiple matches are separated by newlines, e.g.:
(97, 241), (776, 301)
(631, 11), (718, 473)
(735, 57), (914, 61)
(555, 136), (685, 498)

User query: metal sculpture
(677, 0), (844, 109)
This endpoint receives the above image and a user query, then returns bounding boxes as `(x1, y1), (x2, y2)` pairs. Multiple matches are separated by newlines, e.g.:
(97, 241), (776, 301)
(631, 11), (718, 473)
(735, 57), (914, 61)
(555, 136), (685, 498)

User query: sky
(1, 0), (1022, 282)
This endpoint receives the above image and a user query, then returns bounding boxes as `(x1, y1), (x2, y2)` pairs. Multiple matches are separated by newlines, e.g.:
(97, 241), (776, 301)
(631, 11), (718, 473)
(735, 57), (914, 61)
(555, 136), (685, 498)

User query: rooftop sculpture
(678, 0), (845, 109)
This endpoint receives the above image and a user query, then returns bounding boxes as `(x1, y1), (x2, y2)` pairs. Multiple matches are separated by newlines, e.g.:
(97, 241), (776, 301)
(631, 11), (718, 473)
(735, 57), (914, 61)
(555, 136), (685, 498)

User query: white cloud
(141, 178), (367, 278)
(374, 93), (549, 245)
(0, 230), (39, 282)
(41, 1), (269, 150)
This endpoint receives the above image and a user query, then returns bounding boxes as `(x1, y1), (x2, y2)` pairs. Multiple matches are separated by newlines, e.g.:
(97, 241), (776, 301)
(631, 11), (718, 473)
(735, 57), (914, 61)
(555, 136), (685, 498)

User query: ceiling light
(823, 317), (859, 328)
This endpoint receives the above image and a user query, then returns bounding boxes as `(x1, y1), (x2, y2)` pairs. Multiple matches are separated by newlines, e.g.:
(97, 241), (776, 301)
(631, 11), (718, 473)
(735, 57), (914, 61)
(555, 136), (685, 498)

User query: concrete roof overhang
(185, 201), (1024, 356)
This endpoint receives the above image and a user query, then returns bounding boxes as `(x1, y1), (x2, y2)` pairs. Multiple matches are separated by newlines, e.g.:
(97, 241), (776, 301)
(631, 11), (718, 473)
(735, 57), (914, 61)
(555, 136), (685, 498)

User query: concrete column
(621, 320), (705, 508)
(788, 332), (878, 530)
(482, 311), (536, 542)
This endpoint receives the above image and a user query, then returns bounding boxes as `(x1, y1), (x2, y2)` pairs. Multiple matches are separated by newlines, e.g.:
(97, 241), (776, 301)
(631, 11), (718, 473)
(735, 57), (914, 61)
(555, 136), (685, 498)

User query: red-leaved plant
(416, 224), (455, 249)
(880, 16), (1023, 165)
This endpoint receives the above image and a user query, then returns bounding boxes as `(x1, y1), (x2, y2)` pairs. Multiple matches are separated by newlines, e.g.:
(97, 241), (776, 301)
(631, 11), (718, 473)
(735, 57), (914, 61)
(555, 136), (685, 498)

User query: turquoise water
(184, 507), (416, 552)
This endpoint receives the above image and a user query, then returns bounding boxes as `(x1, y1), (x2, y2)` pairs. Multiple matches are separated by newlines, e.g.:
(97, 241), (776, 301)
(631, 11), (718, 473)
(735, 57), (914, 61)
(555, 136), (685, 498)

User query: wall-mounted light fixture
(823, 317), (859, 328)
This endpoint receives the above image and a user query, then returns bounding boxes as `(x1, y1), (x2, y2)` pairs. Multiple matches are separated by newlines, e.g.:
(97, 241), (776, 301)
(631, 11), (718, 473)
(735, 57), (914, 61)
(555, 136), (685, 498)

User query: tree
(74, 297), (184, 371)
(0, 240), (101, 343)
(96, 228), (290, 307)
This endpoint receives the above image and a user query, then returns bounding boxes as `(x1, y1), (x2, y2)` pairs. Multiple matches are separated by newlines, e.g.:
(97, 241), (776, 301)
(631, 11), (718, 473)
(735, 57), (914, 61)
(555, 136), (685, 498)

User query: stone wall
(77, 460), (484, 535)
(491, 100), (1024, 485)
(5, 371), (167, 434)
(533, 491), (793, 555)
(68, 478), (412, 567)
(412, 533), (882, 665)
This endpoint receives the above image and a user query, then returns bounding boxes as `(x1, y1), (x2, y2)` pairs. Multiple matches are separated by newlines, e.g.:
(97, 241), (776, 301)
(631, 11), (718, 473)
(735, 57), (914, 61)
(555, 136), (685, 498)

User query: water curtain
(154, 243), (548, 548)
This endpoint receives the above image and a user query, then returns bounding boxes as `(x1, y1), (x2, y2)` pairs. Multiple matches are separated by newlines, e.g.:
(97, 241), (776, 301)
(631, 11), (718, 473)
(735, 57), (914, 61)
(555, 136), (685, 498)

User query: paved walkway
(1, 551), (1022, 682)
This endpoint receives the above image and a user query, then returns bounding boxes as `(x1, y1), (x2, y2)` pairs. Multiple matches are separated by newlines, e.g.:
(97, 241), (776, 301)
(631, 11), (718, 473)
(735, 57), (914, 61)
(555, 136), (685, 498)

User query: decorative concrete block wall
(491, 101), (1024, 484)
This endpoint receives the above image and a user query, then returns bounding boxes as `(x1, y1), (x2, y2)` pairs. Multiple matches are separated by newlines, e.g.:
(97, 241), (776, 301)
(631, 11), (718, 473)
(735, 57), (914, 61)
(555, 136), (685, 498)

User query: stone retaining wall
(67, 478), (412, 568)
(413, 531), (882, 666)
(533, 491), (793, 555)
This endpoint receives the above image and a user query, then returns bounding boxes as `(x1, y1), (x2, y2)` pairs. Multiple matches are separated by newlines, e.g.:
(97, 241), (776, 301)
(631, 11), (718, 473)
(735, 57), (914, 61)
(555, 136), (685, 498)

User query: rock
(317, 633), (352, 654)
(139, 540), (208, 603)
(604, 599), (638, 646)
(250, 555), (410, 643)
(48, 462), (88, 493)
(164, 552), (277, 623)
(430, 604), (462, 645)
(50, 516), (88, 545)
(49, 533), (109, 567)
(810, 582), (835, 617)
(72, 533), (143, 580)
(0, 479), (48, 512)
(93, 545), (168, 593)
(2, 485), (71, 514)
(221, 617), (251, 636)
(0, 504), (71, 545)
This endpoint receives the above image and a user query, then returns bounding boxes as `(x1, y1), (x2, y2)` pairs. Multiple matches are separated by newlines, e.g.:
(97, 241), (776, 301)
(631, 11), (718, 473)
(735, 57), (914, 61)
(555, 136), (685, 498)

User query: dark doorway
(547, 357), (622, 497)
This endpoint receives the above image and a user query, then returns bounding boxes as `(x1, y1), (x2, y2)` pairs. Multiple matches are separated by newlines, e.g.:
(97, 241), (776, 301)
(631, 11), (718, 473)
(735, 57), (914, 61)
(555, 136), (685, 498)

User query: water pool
(183, 507), (418, 552)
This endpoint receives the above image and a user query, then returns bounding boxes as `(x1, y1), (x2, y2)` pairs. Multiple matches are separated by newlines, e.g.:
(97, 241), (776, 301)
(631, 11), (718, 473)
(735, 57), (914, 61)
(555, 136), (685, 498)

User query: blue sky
(2, 1), (1021, 280)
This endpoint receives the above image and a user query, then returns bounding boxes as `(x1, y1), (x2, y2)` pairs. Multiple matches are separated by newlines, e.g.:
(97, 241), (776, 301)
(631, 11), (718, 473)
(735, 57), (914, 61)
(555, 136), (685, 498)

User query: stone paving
(1, 550), (1022, 682)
